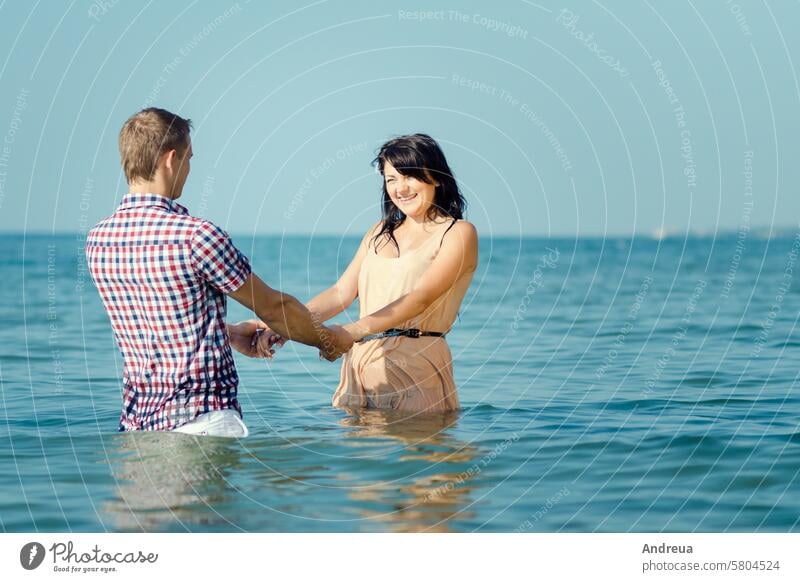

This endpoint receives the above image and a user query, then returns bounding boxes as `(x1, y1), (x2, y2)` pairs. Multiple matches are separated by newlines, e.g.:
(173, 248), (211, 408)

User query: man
(86, 107), (352, 437)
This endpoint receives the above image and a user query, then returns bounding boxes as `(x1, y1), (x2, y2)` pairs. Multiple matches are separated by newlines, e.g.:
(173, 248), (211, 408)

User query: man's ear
(163, 149), (178, 172)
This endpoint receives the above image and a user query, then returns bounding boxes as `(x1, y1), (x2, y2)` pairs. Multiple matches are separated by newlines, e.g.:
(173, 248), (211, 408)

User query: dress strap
(438, 218), (459, 249)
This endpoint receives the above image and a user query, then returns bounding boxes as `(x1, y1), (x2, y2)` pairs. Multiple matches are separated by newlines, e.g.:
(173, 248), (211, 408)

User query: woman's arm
(343, 221), (478, 341)
(305, 222), (380, 322)
(254, 223), (382, 356)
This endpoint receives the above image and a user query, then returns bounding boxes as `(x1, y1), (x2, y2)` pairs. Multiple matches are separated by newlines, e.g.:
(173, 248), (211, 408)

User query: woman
(266, 134), (478, 412)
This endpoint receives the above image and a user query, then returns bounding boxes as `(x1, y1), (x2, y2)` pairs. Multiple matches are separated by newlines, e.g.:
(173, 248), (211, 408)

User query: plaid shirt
(86, 193), (252, 431)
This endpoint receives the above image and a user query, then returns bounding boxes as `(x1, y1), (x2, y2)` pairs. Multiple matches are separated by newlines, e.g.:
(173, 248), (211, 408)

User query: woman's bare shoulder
(447, 219), (478, 242)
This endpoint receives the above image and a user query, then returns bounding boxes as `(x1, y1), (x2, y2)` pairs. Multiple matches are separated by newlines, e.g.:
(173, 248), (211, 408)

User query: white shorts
(171, 409), (249, 438)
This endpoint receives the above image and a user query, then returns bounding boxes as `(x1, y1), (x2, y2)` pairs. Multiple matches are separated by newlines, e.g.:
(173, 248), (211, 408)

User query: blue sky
(0, 0), (798, 237)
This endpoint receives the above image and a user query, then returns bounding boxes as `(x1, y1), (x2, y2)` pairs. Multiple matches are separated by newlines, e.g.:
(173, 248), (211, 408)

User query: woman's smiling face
(383, 160), (437, 220)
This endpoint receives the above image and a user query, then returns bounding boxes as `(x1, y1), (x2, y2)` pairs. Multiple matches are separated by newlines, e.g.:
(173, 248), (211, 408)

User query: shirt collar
(118, 192), (189, 216)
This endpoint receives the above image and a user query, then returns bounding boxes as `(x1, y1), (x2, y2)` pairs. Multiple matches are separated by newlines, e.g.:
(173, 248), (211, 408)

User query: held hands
(254, 327), (287, 358)
(250, 322), (354, 362)
(229, 319), (282, 359)
(319, 324), (354, 362)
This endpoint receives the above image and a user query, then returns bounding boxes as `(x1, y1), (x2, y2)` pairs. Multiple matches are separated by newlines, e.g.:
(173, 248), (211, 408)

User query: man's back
(86, 192), (251, 431)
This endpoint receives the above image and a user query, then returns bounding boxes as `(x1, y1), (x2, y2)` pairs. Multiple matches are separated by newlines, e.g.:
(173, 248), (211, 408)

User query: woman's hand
(228, 319), (274, 358)
(255, 326), (287, 358)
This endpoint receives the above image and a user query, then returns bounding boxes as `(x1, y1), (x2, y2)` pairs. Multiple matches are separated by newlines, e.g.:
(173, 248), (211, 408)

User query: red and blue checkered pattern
(86, 193), (251, 431)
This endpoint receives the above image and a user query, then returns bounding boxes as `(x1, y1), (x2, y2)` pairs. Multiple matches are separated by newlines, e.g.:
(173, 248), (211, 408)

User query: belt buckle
(408, 328), (421, 338)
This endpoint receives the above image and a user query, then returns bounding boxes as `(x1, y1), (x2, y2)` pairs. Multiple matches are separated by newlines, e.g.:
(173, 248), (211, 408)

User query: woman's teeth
(397, 193), (417, 203)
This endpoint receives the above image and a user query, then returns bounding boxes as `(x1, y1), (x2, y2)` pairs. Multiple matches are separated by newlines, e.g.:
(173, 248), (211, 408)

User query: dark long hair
(372, 134), (466, 252)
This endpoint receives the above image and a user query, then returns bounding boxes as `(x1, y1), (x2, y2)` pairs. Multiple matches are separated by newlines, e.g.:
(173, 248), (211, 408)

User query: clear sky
(0, 0), (798, 237)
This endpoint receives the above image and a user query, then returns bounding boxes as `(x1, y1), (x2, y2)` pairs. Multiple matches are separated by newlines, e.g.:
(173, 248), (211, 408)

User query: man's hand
(228, 319), (272, 358)
(319, 324), (354, 362)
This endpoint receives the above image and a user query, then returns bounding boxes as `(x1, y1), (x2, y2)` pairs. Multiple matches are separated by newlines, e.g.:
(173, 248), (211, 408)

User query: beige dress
(333, 222), (473, 412)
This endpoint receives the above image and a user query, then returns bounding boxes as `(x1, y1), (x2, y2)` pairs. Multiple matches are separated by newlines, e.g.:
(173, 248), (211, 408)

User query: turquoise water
(1, 233), (799, 532)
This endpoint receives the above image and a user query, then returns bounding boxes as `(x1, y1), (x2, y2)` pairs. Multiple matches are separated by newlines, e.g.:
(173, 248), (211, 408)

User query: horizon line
(3, 226), (799, 240)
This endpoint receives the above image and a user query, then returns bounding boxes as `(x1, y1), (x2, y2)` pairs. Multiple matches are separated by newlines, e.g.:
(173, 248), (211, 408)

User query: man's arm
(228, 272), (352, 360)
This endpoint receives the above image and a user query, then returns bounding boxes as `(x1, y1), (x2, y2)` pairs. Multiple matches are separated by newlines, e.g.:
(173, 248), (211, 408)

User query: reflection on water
(103, 432), (246, 532)
(338, 409), (478, 532)
(100, 411), (482, 532)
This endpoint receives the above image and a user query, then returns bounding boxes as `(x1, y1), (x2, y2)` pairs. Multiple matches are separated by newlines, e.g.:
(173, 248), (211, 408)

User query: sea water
(1, 233), (798, 532)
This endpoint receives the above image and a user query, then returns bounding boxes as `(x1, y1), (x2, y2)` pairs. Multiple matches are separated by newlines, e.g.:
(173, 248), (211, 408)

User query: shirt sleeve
(190, 221), (252, 294)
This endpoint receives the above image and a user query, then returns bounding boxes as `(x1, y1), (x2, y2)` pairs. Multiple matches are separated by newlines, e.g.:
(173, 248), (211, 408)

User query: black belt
(356, 328), (445, 343)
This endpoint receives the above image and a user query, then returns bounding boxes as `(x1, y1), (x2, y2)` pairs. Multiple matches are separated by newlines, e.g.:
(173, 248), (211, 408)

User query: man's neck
(127, 179), (177, 200)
